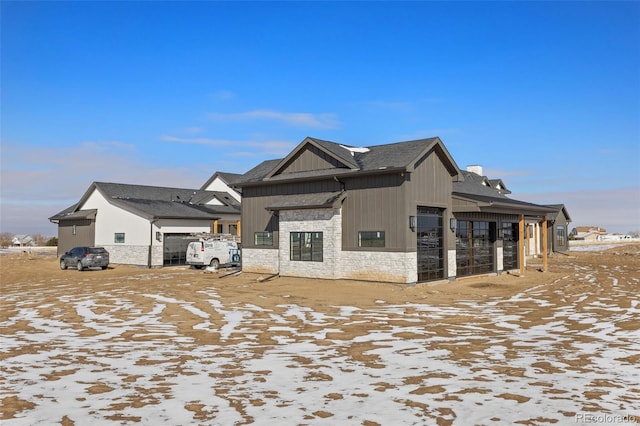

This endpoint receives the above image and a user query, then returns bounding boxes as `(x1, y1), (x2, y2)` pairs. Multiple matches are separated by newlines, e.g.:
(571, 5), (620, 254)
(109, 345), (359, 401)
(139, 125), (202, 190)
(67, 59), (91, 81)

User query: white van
(186, 239), (241, 269)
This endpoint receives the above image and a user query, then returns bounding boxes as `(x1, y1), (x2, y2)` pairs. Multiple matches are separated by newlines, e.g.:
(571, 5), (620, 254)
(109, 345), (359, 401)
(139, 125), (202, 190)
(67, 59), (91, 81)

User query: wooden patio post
(236, 220), (241, 237)
(542, 216), (548, 272)
(519, 215), (525, 275)
(213, 219), (219, 234)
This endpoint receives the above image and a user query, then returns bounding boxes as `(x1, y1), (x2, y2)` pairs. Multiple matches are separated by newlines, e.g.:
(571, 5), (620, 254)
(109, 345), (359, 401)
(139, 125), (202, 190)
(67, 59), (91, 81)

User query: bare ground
(1, 244), (639, 425)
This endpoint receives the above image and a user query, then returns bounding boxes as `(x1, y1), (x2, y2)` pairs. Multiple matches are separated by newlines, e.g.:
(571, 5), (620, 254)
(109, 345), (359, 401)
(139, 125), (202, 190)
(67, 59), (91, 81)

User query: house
(570, 226), (607, 240)
(12, 234), (35, 247)
(233, 136), (561, 284)
(49, 179), (240, 267)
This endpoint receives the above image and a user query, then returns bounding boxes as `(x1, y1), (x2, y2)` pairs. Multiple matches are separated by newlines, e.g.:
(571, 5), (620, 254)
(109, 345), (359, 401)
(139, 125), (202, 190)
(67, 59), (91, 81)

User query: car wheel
(101, 266), (108, 270)
(209, 259), (220, 269)
(60, 260), (67, 270)
(77, 261), (84, 271)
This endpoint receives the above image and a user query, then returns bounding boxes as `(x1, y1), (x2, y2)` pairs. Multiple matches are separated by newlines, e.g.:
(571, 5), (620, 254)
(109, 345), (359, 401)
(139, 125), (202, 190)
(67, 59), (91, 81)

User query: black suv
(60, 247), (110, 271)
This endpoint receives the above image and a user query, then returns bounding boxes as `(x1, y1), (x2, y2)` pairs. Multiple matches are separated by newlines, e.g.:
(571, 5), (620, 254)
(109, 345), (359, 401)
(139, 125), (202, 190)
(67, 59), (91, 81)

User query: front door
(416, 207), (444, 282)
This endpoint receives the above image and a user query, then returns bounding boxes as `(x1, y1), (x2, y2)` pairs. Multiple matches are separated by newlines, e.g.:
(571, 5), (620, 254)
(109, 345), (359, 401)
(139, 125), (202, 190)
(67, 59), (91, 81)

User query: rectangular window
(358, 231), (385, 247)
(556, 226), (566, 246)
(290, 232), (323, 262)
(229, 224), (238, 236)
(114, 233), (125, 243)
(72, 225), (77, 236)
(255, 232), (273, 246)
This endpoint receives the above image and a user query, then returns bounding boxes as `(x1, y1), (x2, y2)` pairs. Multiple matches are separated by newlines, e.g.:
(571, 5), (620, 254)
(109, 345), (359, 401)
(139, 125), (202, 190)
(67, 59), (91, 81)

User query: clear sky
(1, 1), (639, 236)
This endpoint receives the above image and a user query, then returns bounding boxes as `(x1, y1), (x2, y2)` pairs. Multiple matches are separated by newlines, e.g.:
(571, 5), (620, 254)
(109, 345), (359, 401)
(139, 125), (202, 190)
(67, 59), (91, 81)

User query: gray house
(234, 136), (561, 284)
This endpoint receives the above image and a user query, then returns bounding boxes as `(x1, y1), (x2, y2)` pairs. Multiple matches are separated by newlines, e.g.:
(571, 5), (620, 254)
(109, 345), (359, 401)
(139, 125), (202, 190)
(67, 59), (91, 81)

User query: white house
(50, 176), (241, 267)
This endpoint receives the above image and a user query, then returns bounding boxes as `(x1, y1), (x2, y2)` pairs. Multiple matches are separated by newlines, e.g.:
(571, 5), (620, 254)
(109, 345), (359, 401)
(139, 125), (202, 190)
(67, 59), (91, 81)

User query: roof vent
(466, 165), (483, 176)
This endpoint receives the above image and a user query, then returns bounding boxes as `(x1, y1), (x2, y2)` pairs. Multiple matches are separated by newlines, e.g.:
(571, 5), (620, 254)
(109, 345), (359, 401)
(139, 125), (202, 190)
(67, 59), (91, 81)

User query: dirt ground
(1, 244), (639, 425)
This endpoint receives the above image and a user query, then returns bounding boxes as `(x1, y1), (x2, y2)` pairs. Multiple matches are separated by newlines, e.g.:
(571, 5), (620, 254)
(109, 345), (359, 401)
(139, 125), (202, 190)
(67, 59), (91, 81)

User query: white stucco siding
(81, 190), (151, 246)
(202, 177), (241, 202)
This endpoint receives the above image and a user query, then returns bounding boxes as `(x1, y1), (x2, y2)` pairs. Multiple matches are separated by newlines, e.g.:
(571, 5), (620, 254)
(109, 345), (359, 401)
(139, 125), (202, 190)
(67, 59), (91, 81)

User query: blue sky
(1, 1), (639, 235)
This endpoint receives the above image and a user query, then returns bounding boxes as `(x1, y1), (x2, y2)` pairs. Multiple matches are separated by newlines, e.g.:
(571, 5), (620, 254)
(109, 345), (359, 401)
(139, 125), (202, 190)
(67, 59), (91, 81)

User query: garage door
(163, 234), (199, 266)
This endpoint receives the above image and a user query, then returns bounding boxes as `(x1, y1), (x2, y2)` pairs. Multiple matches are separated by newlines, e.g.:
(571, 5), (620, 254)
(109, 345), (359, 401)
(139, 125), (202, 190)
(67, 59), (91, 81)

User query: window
(114, 233), (125, 243)
(72, 225), (77, 236)
(556, 226), (566, 246)
(229, 224), (238, 236)
(255, 232), (273, 246)
(358, 231), (385, 247)
(290, 232), (323, 262)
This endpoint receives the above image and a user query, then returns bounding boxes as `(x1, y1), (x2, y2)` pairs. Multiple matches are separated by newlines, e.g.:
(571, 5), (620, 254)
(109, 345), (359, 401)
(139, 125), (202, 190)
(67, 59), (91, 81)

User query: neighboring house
(570, 226), (607, 240)
(200, 171), (243, 203)
(544, 204), (571, 253)
(49, 181), (240, 267)
(12, 234), (35, 247)
(234, 136), (560, 284)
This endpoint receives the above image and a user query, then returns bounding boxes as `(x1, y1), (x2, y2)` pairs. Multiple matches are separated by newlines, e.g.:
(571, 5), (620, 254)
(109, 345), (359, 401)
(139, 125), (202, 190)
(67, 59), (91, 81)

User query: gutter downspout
(149, 218), (158, 268)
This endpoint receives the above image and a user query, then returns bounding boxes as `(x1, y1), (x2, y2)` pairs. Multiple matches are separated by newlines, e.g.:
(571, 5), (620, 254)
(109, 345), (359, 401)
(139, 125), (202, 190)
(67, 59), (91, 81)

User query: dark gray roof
(95, 182), (216, 204)
(53, 182), (240, 222)
(49, 207), (97, 222)
(359, 138), (440, 170)
(454, 171), (509, 199)
(453, 171), (555, 215)
(235, 159), (283, 184)
(266, 191), (346, 211)
(111, 199), (222, 220)
(234, 137), (459, 186)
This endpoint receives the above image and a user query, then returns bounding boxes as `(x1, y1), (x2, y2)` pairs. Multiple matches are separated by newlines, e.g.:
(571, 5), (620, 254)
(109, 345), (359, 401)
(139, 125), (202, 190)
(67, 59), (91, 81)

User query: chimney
(467, 165), (483, 176)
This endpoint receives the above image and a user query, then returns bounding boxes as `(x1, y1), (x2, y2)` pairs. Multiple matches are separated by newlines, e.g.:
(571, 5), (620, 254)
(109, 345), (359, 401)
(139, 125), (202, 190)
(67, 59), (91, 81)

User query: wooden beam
(213, 219), (219, 234)
(542, 216), (548, 272)
(236, 220), (241, 237)
(519, 215), (525, 274)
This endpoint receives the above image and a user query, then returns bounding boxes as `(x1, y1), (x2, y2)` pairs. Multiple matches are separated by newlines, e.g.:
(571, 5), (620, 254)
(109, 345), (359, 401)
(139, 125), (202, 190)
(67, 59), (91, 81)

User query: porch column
(236, 220), (241, 237)
(213, 219), (218, 234)
(542, 217), (548, 272)
(519, 215), (525, 274)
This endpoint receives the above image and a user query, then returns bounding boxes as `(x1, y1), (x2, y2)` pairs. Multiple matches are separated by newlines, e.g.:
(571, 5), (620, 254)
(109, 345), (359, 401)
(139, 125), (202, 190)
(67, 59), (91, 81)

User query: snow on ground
(1, 262), (639, 425)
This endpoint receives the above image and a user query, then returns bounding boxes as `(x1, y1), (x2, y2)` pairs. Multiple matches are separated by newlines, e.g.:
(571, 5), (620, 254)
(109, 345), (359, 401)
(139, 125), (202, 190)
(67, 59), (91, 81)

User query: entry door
(416, 207), (444, 282)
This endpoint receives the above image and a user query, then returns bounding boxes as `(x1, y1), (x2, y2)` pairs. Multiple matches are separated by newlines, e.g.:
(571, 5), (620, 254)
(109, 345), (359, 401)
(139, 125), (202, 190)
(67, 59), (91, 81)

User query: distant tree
(0, 232), (14, 248)
(46, 237), (58, 247)
(629, 230), (640, 238)
(32, 234), (49, 246)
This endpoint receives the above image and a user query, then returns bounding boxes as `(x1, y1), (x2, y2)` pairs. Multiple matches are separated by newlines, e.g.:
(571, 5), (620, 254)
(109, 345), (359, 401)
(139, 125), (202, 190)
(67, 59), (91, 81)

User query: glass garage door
(416, 207), (444, 282)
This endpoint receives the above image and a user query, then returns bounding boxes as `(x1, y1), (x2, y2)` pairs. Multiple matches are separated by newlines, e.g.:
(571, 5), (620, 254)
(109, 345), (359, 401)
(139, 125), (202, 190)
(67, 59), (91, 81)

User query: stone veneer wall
(241, 248), (279, 274)
(102, 245), (150, 266)
(339, 250), (417, 284)
(278, 208), (342, 280)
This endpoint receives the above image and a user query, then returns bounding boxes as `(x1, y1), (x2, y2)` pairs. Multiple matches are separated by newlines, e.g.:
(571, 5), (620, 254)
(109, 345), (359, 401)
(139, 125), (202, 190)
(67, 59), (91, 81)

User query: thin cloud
(207, 109), (341, 129)
(161, 135), (233, 146)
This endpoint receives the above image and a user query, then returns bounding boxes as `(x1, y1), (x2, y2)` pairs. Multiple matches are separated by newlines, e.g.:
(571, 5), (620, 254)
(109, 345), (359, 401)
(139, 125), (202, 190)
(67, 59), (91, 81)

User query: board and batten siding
(240, 179), (343, 249)
(57, 219), (95, 256)
(277, 145), (349, 175)
(341, 173), (408, 251)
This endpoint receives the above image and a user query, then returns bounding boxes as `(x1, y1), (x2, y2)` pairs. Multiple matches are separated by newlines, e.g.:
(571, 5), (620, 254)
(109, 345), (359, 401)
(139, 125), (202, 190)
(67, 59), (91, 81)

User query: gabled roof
(52, 182), (240, 222)
(234, 136), (462, 186)
(544, 204), (572, 223)
(200, 171), (244, 191)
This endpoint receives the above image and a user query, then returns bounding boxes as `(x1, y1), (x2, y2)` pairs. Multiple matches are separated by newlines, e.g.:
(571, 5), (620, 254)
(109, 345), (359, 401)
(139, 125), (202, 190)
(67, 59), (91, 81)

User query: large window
(290, 232), (323, 262)
(358, 231), (385, 248)
(255, 232), (273, 246)
(456, 221), (495, 277)
(556, 226), (566, 246)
